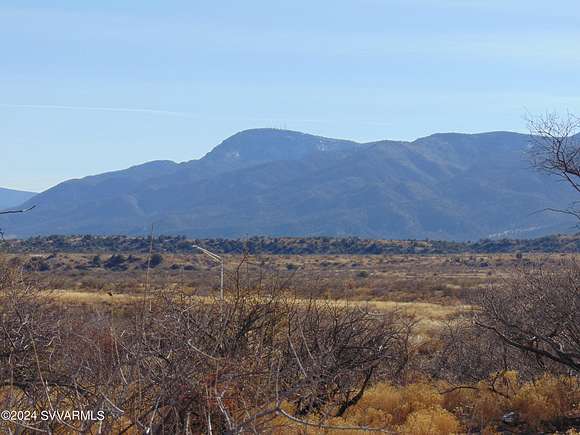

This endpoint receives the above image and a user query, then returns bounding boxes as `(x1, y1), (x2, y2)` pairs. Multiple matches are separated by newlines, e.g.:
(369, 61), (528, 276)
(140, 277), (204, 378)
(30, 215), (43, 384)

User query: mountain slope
(4, 129), (578, 240)
(0, 187), (36, 209)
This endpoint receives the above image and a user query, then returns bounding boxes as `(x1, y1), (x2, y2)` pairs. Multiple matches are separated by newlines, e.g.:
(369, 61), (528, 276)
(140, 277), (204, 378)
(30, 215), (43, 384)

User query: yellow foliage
(442, 372), (579, 430)
(331, 383), (400, 428)
(398, 383), (444, 419)
(472, 388), (509, 423)
(442, 371), (517, 423)
(513, 374), (580, 430)
(356, 383), (403, 415)
(269, 373), (578, 434)
(481, 425), (501, 435)
(340, 382), (444, 426)
(398, 408), (461, 435)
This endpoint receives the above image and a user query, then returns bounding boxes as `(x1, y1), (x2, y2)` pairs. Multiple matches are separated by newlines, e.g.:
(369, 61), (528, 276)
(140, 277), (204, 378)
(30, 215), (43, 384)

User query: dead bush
(0, 257), (416, 434)
(475, 261), (580, 373)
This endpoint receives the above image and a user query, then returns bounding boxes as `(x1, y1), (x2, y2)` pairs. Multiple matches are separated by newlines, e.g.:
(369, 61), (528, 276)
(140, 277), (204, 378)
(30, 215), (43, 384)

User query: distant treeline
(2, 234), (580, 254)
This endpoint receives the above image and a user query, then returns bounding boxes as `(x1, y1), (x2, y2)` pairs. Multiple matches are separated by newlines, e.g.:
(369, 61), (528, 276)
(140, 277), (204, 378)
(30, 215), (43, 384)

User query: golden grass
(273, 374), (579, 434)
(365, 300), (468, 319)
(43, 290), (143, 305)
(42, 289), (469, 335)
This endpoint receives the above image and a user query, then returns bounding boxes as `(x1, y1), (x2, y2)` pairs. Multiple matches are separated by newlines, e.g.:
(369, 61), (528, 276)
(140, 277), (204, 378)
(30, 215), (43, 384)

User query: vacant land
(6, 250), (572, 302)
(7, 251), (573, 340)
(1, 249), (578, 434)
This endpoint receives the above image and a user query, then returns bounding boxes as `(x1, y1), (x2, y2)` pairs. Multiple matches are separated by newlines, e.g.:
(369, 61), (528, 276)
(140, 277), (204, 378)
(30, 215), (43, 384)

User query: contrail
(0, 103), (392, 127)
(0, 104), (326, 124)
(0, 103), (199, 118)
(0, 103), (330, 124)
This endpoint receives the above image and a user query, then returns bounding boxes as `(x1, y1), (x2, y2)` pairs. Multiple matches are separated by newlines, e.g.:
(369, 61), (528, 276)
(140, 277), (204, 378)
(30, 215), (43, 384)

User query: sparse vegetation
(0, 247), (578, 433)
(5, 233), (580, 255)
(4, 1), (580, 432)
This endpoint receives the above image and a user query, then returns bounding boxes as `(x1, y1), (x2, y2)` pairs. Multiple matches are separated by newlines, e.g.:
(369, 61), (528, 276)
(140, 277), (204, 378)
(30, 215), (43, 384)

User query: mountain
(3, 129), (578, 240)
(0, 187), (36, 209)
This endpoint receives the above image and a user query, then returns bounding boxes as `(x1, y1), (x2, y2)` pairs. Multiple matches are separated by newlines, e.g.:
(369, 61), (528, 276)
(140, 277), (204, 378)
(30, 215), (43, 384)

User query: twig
(0, 205), (36, 215)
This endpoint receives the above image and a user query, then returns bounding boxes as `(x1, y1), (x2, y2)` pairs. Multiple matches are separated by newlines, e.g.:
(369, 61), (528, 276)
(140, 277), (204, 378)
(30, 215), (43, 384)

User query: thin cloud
(0, 103), (393, 128)
(0, 104), (330, 124)
(0, 103), (200, 119)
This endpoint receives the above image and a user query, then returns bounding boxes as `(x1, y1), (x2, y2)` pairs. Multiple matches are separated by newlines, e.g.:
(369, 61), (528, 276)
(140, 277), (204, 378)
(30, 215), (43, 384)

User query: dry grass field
(1, 251), (579, 434)
(9, 250), (574, 301)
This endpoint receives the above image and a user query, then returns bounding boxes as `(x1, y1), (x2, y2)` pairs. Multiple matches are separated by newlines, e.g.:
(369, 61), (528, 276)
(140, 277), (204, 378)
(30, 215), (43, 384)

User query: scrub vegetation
(0, 250), (578, 434)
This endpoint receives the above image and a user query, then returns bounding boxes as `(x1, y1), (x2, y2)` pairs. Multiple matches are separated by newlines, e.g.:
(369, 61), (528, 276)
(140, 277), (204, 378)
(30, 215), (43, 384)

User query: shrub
(513, 374), (580, 430)
(104, 254), (127, 270)
(398, 383), (444, 421)
(91, 255), (102, 267)
(338, 383), (401, 427)
(339, 382), (445, 427)
(475, 262), (580, 373)
(399, 408), (461, 435)
(442, 372), (516, 425)
(149, 253), (163, 268)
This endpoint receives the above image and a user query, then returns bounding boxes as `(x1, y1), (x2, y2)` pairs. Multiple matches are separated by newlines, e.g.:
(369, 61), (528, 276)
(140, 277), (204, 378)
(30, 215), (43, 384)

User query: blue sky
(2, 0), (580, 191)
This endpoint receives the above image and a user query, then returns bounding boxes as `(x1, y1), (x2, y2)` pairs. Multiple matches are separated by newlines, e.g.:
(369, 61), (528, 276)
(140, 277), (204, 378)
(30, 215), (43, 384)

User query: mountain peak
(4, 129), (575, 240)
(203, 128), (359, 163)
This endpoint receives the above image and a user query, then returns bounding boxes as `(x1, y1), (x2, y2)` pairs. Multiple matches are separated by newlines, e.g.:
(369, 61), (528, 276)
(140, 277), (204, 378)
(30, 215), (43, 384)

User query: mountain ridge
(3, 128), (576, 240)
(0, 187), (37, 210)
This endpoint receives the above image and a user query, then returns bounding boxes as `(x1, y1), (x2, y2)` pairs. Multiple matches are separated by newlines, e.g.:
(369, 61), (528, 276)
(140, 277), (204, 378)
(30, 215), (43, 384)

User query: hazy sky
(2, 0), (580, 191)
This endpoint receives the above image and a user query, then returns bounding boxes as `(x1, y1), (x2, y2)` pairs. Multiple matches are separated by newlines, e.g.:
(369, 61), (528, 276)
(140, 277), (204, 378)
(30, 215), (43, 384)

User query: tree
(0, 205), (36, 239)
(461, 113), (580, 376)
(0, 205), (36, 216)
(0, 256), (415, 434)
(475, 263), (579, 373)
(149, 252), (163, 268)
(528, 112), (580, 218)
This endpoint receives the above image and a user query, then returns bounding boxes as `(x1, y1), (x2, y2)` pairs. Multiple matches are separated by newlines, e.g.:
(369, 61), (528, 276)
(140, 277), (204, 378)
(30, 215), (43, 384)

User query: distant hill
(0, 187), (36, 209)
(4, 128), (579, 240)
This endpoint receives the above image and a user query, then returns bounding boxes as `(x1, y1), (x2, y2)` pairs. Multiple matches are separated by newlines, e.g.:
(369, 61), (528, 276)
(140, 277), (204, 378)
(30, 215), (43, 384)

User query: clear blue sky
(2, 0), (579, 191)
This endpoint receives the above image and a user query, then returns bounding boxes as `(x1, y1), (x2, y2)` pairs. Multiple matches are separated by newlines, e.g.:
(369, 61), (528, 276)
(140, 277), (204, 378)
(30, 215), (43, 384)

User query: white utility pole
(192, 245), (224, 300)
